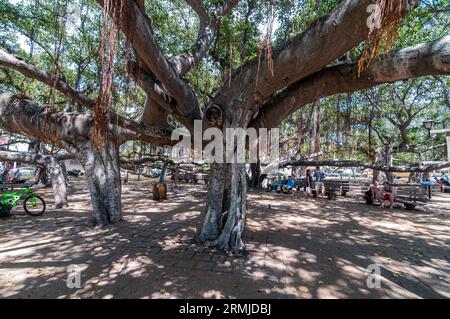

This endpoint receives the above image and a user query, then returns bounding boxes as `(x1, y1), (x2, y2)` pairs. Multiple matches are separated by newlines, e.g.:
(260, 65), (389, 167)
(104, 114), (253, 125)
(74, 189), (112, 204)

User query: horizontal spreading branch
(0, 151), (76, 166)
(0, 49), (95, 107)
(252, 36), (450, 129)
(281, 159), (450, 173)
(0, 93), (175, 150)
(120, 156), (206, 167)
(0, 49), (172, 139)
(120, 156), (175, 166)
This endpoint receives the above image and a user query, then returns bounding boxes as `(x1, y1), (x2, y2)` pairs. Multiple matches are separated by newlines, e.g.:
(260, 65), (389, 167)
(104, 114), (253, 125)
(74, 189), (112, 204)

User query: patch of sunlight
(203, 290), (225, 298)
(317, 284), (347, 298)
(295, 268), (320, 283)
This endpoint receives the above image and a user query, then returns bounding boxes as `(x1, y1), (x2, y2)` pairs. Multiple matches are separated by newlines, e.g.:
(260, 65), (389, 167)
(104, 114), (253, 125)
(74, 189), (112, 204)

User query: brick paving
(0, 179), (448, 298)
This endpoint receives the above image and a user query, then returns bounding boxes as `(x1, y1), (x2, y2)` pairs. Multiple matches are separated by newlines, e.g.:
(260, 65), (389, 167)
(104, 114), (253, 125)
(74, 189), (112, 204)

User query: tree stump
(153, 182), (167, 200)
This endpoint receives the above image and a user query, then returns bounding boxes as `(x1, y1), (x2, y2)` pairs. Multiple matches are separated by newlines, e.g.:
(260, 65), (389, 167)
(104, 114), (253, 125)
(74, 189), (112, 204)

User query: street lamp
(423, 120), (435, 138)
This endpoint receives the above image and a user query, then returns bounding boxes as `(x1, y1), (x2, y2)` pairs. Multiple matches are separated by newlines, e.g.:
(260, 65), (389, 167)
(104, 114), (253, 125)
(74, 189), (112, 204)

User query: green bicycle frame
(0, 187), (34, 208)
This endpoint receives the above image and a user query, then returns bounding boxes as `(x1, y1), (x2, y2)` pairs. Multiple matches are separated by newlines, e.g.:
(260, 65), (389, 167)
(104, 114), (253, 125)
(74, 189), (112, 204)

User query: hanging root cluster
(44, 0), (67, 142)
(256, 0), (276, 90)
(94, 0), (125, 147)
(358, 0), (404, 76)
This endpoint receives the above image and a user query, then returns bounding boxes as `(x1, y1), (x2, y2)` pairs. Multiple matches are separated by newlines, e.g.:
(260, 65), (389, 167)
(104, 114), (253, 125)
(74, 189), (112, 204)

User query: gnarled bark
(78, 138), (122, 226)
(195, 163), (247, 254)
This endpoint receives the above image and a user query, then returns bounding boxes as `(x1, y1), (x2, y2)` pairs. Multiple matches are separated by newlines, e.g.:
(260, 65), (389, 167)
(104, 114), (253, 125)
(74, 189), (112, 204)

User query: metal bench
(362, 182), (438, 210)
(394, 184), (438, 210)
(176, 170), (208, 184)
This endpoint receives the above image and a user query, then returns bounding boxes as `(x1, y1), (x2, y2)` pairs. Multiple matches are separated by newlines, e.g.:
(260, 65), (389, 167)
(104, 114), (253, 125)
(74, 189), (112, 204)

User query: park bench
(176, 170), (208, 184)
(193, 173), (208, 184)
(394, 183), (439, 210)
(361, 182), (438, 210)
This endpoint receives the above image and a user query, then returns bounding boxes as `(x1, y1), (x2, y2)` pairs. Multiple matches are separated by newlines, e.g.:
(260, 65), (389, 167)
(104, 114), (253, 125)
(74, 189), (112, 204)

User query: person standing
(314, 166), (325, 198)
(304, 169), (314, 198)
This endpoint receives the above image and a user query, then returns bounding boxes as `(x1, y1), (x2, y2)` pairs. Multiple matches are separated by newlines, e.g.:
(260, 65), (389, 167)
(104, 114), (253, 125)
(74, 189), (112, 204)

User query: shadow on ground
(0, 178), (448, 298)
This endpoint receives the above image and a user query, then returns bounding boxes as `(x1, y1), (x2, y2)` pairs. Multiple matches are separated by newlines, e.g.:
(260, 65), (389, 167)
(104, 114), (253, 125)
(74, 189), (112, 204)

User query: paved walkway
(0, 179), (449, 298)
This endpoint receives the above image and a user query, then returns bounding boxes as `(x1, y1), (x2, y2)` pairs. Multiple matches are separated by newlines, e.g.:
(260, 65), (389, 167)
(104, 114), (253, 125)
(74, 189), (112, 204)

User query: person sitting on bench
(276, 176), (287, 193)
(266, 177), (278, 192)
(370, 180), (383, 205)
(283, 176), (296, 193)
(382, 181), (397, 211)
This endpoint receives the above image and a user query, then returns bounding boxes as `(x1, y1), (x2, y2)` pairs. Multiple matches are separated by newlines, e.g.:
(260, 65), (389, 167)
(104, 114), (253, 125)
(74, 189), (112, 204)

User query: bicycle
(0, 186), (46, 217)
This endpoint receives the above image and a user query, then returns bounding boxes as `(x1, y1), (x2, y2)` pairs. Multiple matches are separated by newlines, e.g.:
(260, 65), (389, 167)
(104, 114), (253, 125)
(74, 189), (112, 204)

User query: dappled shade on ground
(0, 178), (448, 298)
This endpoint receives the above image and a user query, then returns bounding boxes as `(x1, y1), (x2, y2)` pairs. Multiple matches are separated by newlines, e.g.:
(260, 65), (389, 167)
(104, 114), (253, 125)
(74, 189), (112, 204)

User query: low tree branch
(0, 49), (172, 139)
(281, 159), (450, 173)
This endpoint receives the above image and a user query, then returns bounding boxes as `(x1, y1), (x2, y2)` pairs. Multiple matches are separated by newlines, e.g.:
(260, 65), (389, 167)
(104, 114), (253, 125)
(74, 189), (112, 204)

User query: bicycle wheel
(23, 195), (46, 216)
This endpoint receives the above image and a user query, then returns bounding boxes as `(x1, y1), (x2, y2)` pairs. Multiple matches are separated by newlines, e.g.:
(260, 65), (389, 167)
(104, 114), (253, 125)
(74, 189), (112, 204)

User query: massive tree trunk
(196, 102), (250, 254)
(196, 162), (247, 254)
(78, 138), (122, 226)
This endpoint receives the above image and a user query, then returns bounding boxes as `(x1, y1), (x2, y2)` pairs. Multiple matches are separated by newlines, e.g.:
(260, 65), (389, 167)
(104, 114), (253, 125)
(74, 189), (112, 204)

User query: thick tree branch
(0, 93), (173, 151)
(252, 36), (450, 129)
(0, 49), (95, 107)
(0, 49), (171, 139)
(0, 151), (76, 164)
(96, 0), (202, 122)
(281, 159), (450, 173)
(184, 0), (208, 22)
(214, 0), (418, 125)
(171, 0), (240, 76)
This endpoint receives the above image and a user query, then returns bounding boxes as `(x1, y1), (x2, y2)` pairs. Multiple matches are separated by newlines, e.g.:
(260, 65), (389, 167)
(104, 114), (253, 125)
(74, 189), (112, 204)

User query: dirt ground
(0, 177), (449, 299)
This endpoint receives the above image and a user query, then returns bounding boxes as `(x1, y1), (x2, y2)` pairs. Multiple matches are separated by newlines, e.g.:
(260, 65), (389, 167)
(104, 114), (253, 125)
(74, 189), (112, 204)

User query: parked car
(67, 169), (83, 177)
(9, 167), (37, 183)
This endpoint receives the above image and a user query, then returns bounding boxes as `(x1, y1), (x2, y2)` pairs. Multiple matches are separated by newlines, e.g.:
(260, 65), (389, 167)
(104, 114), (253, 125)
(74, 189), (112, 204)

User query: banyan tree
(0, 0), (449, 253)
